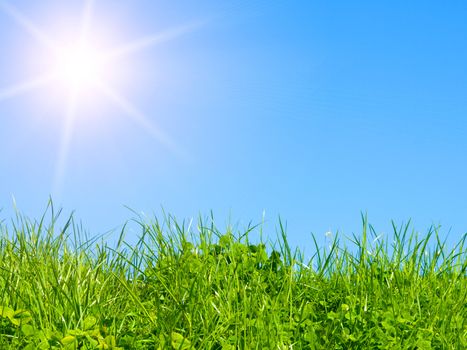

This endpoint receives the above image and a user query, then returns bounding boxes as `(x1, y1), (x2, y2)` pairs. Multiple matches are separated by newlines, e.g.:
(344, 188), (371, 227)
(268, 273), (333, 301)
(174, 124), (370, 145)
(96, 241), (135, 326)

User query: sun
(0, 0), (200, 196)
(55, 42), (104, 92)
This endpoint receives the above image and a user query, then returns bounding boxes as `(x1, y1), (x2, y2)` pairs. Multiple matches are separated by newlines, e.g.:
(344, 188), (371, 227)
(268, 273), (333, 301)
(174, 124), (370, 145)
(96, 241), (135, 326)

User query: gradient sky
(1, 0), (466, 253)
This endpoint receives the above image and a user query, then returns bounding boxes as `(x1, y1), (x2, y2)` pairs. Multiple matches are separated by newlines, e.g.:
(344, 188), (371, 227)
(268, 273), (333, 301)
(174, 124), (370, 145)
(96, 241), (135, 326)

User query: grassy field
(0, 206), (466, 349)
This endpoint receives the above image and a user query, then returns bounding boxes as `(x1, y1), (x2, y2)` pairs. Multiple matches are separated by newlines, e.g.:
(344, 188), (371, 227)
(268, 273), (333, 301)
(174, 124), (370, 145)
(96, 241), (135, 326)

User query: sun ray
(80, 0), (95, 42)
(103, 21), (204, 61)
(53, 90), (78, 198)
(0, 1), (57, 50)
(0, 73), (57, 102)
(96, 80), (188, 159)
(52, 0), (96, 198)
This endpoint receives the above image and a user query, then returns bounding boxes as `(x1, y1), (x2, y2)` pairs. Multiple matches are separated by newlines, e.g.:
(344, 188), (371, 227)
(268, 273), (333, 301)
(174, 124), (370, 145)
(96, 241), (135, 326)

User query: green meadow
(0, 205), (466, 349)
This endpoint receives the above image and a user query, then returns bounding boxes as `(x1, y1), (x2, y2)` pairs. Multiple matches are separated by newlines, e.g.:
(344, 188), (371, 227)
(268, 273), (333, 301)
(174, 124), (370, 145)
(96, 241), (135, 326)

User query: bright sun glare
(0, 0), (200, 195)
(55, 43), (103, 92)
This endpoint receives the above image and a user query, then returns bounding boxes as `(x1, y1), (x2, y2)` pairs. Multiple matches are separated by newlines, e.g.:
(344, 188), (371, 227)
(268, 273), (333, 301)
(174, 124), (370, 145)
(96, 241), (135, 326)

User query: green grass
(0, 204), (466, 349)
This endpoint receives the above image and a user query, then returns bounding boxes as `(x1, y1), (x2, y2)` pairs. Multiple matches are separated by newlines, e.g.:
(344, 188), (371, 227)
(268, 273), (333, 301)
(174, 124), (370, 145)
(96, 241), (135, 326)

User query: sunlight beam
(53, 91), (78, 198)
(96, 80), (188, 159)
(0, 73), (56, 102)
(0, 1), (57, 50)
(80, 0), (95, 42)
(103, 21), (204, 61)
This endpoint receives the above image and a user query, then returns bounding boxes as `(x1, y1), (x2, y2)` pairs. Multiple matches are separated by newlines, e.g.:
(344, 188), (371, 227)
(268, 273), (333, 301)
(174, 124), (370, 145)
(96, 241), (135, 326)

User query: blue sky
(1, 0), (466, 253)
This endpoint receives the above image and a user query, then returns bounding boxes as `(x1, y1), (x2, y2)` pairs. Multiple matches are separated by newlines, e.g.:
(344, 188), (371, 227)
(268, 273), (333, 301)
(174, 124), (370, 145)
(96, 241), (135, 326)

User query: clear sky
(1, 0), (466, 253)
